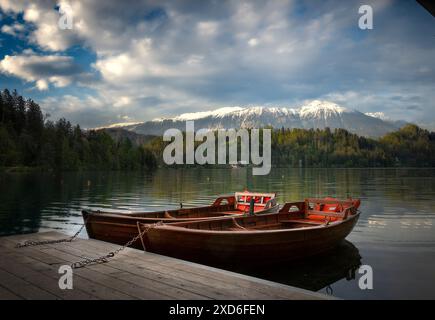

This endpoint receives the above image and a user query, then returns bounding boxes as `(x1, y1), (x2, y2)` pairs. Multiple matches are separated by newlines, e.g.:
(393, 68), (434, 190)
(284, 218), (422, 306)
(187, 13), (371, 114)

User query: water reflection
(225, 240), (362, 293)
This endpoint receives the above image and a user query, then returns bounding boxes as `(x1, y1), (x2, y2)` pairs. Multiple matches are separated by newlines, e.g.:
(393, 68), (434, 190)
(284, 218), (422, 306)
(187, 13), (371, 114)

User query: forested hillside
(270, 125), (435, 167)
(138, 125), (435, 168)
(0, 89), (157, 171)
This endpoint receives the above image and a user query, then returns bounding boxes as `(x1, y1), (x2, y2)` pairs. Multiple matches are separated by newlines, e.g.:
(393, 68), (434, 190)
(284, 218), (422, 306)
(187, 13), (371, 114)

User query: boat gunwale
(83, 203), (279, 221)
(84, 214), (243, 224)
(82, 211), (240, 220)
(82, 206), (234, 217)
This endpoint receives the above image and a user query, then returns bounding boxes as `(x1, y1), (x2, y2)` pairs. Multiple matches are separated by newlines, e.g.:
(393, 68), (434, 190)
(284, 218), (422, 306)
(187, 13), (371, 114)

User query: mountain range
(106, 100), (408, 137)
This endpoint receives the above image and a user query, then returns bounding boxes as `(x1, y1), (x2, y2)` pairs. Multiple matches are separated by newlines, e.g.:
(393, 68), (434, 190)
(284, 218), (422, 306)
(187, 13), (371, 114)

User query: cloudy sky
(0, 0), (434, 128)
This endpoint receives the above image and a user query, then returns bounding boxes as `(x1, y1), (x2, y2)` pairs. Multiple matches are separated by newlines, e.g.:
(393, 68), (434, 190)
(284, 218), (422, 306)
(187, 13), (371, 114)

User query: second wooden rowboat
(82, 191), (278, 249)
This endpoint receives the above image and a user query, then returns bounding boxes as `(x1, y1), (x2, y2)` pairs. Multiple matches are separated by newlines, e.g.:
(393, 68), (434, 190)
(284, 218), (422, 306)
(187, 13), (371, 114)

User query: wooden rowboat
(82, 191), (278, 249)
(137, 198), (361, 265)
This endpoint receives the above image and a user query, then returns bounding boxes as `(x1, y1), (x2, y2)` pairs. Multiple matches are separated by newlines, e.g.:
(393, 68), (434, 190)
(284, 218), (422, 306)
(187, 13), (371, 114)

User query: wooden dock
(0, 232), (331, 300)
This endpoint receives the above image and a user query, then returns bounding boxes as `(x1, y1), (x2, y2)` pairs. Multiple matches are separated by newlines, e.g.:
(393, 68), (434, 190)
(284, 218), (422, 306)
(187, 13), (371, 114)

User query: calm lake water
(1, 167), (435, 299)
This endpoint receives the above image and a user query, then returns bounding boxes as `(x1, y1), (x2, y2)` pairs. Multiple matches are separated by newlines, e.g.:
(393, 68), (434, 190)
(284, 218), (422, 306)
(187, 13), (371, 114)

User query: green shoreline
(2, 165), (435, 174)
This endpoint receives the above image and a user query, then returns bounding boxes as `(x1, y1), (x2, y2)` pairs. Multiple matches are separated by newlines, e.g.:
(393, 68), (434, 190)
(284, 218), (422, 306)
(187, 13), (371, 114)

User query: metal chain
(71, 221), (163, 269)
(15, 221), (87, 248)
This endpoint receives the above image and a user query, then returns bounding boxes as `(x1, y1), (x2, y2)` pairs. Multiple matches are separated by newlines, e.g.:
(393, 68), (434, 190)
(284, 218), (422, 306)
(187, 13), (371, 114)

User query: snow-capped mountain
(93, 121), (143, 130)
(122, 100), (406, 137)
(365, 112), (389, 121)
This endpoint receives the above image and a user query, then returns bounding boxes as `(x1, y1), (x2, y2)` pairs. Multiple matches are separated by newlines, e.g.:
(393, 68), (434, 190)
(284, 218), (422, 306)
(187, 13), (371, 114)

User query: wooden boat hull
(83, 199), (279, 249)
(139, 211), (359, 266)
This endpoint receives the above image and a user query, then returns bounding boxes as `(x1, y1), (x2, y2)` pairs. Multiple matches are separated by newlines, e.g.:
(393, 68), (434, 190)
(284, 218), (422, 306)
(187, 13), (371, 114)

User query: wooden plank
(0, 232), (330, 300)
(11, 246), (162, 300)
(307, 210), (345, 218)
(0, 249), (97, 300)
(35, 240), (224, 299)
(0, 242), (140, 300)
(68, 236), (328, 300)
(0, 284), (21, 300)
(64, 237), (325, 299)
(51, 240), (308, 299)
(53, 241), (275, 299)
(35, 240), (232, 299)
(77, 238), (322, 299)
(40, 246), (206, 300)
(305, 198), (354, 205)
(0, 268), (58, 300)
(1, 239), (197, 299)
(5, 234), (218, 299)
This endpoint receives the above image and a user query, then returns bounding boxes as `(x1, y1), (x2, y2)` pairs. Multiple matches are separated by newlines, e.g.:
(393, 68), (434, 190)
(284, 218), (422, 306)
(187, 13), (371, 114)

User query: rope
(71, 221), (163, 269)
(232, 217), (247, 230)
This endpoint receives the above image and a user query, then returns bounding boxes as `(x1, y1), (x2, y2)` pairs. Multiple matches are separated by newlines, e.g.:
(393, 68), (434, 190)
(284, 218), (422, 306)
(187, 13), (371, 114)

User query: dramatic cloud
(0, 0), (434, 128)
(0, 52), (93, 90)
